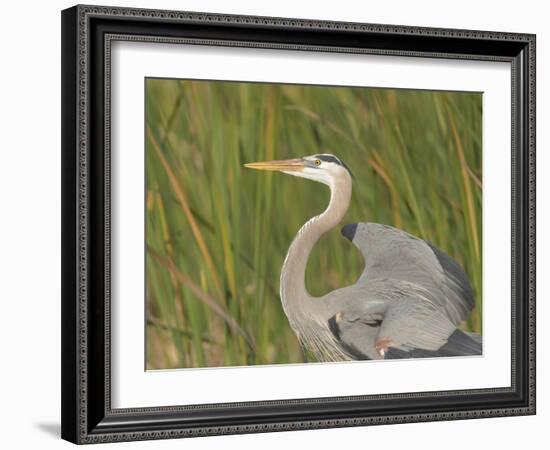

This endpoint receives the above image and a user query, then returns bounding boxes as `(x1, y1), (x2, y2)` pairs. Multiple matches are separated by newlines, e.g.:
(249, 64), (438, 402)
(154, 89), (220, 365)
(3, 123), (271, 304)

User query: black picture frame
(61, 4), (536, 444)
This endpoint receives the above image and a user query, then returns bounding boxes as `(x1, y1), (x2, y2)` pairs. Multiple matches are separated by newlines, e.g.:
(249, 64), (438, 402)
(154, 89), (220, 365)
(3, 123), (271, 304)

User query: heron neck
(280, 177), (352, 322)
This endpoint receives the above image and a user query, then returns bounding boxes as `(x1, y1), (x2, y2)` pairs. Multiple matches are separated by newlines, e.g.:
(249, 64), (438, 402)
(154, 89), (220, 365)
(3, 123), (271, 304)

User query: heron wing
(341, 222), (474, 324)
(377, 294), (456, 353)
(384, 329), (482, 359)
(327, 299), (386, 360)
(327, 287), (457, 359)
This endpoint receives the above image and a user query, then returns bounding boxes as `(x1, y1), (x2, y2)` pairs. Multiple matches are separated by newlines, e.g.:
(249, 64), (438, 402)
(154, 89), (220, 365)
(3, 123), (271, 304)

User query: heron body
(245, 154), (481, 361)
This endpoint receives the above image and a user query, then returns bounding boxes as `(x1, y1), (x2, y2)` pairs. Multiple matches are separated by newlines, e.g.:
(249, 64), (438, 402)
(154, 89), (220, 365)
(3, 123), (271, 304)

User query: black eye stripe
(313, 154), (354, 178)
(315, 154), (342, 165)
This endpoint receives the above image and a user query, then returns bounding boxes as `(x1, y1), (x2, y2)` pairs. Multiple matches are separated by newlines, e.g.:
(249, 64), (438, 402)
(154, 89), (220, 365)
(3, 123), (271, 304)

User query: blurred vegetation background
(145, 78), (482, 369)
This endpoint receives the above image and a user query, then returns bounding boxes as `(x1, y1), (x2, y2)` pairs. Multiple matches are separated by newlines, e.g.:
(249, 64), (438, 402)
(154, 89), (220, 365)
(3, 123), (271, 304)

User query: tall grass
(145, 79), (482, 369)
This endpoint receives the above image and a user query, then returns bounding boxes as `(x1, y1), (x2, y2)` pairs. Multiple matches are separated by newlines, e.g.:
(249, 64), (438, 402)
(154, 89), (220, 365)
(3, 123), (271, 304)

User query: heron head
(244, 153), (352, 187)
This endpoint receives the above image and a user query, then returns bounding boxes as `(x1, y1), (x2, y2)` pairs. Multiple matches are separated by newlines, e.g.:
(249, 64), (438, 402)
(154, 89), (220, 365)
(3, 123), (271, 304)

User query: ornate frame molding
(61, 4), (536, 444)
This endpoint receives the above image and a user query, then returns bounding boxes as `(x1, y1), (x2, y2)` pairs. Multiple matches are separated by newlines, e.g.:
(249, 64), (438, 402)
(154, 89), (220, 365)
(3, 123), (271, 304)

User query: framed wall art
(61, 4), (536, 444)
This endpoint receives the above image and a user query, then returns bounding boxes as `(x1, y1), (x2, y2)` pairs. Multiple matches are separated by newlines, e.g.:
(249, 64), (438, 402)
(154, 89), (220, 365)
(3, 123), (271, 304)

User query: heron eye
(314, 159), (321, 166)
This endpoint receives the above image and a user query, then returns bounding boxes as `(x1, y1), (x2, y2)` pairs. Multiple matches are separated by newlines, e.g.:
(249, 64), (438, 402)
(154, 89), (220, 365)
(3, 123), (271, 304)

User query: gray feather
(329, 222), (480, 358)
(328, 314), (372, 360)
(427, 242), (475, 318)
(341, 222), (474, 324)
(385, 329), (482, 359)
(378, 293), (456, 351)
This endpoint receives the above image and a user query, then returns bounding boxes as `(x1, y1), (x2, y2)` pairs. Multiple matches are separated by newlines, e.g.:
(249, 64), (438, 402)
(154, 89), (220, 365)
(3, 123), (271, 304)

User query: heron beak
(244, 158), (305, 172)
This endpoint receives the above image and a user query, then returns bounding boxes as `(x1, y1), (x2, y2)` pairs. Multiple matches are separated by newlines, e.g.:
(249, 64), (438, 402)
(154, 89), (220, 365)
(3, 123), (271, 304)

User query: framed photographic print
(61, 4), (536, 444)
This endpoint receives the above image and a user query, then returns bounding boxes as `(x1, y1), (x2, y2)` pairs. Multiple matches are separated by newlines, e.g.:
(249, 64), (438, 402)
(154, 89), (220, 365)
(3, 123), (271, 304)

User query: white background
(113, 43), (511, 408)
(0, 0), (546, 449)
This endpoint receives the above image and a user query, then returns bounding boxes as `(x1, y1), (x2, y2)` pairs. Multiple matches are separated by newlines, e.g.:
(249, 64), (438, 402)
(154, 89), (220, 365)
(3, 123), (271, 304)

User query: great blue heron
(245, 153), (482, 361)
